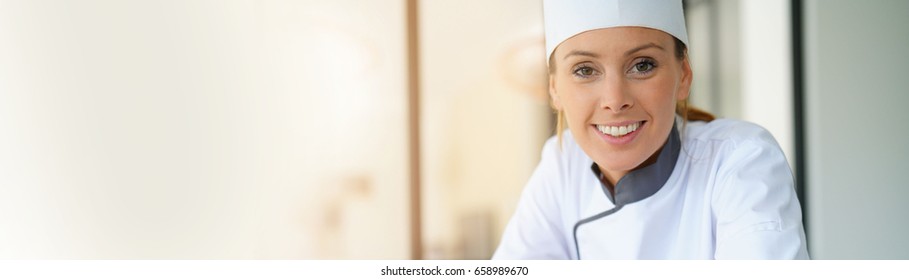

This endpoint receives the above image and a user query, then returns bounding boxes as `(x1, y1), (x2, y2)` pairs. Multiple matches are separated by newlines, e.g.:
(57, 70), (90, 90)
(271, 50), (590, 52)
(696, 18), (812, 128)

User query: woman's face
(549, 27), (691, 184)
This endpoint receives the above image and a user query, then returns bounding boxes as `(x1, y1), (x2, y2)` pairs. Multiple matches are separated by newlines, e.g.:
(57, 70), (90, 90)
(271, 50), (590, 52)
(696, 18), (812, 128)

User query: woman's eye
(629, 59), (657, 75)
(573, 66), (597, 77)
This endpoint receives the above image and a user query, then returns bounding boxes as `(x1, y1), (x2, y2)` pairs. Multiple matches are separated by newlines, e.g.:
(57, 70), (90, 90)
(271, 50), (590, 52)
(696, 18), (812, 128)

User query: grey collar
(590, 121), (681, 206)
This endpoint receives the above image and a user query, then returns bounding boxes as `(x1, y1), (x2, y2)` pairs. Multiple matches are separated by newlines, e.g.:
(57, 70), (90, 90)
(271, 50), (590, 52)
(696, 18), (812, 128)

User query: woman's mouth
(596, 121), (643, 137)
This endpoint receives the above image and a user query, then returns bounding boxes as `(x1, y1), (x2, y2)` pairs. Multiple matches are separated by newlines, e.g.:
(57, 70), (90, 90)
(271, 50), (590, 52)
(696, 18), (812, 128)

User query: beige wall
(419, 0), (550, 259)
(0, 0), (410, 259)
(0, 0), (551, 260)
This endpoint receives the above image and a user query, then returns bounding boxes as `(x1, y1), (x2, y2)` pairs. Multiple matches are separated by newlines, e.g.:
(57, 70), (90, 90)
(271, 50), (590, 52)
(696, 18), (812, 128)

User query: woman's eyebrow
(563, 43), (665, 60)
(563, 50), (599, 60)
(624, 43), (664, 56)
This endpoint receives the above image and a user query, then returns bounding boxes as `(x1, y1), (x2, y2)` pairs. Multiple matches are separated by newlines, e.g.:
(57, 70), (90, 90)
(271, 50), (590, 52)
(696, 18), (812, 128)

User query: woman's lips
(596, 121), (642, 137)
(593, 121), (645, 145)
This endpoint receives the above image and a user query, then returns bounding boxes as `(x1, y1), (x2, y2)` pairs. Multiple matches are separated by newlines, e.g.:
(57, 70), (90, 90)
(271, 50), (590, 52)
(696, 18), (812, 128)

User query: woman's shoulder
(537, 130), (595, 174)
(541, 130), (589, 160)
(684, 118), (779, 146)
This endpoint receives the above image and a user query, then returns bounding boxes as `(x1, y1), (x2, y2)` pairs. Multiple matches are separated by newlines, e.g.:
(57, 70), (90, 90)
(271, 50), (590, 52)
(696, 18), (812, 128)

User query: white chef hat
(544, 0), (689, 64)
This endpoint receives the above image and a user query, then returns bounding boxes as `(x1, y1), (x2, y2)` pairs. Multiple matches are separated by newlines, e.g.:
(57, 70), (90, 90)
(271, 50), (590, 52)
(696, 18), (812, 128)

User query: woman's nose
(599, 77), (633, 113)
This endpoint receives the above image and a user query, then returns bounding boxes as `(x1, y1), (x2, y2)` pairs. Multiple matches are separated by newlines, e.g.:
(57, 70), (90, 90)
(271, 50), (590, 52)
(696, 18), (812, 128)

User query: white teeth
(597, 122), (640, 137)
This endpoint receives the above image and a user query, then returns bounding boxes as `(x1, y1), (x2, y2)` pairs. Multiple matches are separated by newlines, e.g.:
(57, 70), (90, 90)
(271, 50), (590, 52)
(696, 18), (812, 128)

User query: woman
(493, 0), (809, 259)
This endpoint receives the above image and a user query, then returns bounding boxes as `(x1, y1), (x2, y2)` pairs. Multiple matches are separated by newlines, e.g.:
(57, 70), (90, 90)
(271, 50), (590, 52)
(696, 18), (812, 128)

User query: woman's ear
(549, 75), (562, 110)
(677, 56), (692, 101)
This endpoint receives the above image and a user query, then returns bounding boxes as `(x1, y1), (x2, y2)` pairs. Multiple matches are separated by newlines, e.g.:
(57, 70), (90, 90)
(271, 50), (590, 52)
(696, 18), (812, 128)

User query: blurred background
(0, 0), (905, 259)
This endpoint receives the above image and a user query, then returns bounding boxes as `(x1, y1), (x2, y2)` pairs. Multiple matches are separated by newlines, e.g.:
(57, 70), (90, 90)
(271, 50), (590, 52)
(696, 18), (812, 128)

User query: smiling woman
(550, 27), (690, 187)
(493, 0), (809, 260)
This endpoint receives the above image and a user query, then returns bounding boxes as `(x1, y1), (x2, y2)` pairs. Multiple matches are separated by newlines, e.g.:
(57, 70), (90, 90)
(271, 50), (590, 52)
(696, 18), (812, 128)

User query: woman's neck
(599, 145), (665, 195)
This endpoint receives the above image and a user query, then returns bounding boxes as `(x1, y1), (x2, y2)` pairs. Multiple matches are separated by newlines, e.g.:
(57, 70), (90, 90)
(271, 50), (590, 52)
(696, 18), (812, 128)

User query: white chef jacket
(493, 118), (809, 259)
